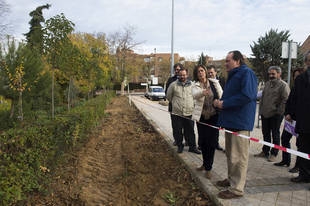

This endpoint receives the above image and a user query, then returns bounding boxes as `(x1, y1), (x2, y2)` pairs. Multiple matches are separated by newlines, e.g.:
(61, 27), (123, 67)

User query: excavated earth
(29, 96), (212, 206)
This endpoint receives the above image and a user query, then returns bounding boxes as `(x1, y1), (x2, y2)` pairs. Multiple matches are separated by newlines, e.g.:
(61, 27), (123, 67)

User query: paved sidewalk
(131, 95), (310, 206)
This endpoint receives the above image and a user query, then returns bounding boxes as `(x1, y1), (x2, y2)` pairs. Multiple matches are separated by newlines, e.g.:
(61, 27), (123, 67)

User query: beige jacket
(166, 80), (194, 116)
(191, 78), (223, 121)
(259, 79), (290, 118)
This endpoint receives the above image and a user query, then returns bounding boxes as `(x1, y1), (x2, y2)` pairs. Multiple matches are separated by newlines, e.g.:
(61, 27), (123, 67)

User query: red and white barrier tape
(132, 96), (310, 160)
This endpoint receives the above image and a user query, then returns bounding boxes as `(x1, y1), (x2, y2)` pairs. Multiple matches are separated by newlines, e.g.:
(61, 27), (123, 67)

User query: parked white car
(145, 86), (166, 101)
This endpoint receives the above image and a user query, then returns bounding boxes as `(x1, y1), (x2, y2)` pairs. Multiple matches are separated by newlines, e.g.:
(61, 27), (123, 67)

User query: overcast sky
(5, 0), (310, 60)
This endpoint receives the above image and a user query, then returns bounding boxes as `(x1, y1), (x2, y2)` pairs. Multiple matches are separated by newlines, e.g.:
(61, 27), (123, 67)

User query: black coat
(165, 75), (178, 94)
(166, 75), (178, 112)
(218, 76), (226, 89)
(284, 89), (294, 117)
(290, 70), (310, 133)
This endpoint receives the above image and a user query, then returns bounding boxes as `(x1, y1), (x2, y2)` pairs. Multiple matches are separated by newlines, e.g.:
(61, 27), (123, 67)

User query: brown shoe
(268, 155), (277, 162)
(254, 151), (268, 158)
(196, 165), (205, 171)
(205, 171), (211, 179)
(216, 179), (230, 187)
(218, 190), (242, 199)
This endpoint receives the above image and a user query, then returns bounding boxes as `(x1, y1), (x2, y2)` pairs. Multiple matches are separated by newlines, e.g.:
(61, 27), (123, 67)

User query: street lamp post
(154, 48), (157, 76)
(287, 40), (292, 85)
(170, 0), (174, 77)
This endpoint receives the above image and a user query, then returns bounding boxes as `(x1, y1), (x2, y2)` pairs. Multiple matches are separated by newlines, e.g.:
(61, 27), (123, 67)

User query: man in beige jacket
(167, 68), (201, 154)
(255, 66), (290, 162)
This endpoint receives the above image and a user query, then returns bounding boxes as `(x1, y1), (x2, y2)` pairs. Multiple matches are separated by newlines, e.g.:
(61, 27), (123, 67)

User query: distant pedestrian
(192, 64), (223, 179)
(214, 50), (258, 199)
(274, 68), (303, 170)
(290, 51), (310, 184)
(165, 63), (188, 146)
(167, 68), (201, 154)
(207, 65), (225, 151)
(255, 66), (290, 162)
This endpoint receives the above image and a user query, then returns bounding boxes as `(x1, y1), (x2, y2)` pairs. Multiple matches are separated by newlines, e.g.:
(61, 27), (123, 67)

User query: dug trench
(29, 96), (212, 206)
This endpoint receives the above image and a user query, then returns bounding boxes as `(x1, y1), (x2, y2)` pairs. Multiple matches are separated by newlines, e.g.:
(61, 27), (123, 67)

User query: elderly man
(167, 68), (201, 154)
(290, 51), (310, 184)
(214, 50), (258, 199)
(255, 66), (290, 162)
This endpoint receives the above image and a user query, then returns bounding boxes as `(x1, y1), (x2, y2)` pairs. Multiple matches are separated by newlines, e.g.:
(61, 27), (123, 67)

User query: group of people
(166, 50), (257, 199)
(255, 51), (310, 185)
(164, 50), (310, 199)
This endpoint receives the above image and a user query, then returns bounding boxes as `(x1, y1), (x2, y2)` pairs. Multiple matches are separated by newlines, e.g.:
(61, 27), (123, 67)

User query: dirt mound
(29, 96), (212, 206)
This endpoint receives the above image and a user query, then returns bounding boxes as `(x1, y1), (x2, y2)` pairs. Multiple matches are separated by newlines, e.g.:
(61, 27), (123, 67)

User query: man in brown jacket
(255, 66), (290, 162)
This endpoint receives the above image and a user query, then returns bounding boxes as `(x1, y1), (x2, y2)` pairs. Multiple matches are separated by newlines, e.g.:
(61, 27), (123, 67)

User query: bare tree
(0, 0), (10, 38)
(107, 25), (143, 82)
(157, 59), (171, 86)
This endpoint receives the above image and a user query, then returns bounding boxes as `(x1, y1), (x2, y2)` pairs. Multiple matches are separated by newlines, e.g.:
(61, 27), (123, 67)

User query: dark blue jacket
(218, 64), (258, 131)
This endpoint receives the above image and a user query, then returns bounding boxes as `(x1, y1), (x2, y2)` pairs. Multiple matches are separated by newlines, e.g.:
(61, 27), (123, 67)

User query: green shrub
(0, 91), (114, 205)
(0, 97), (10, 112)
(0, 110), (15, 131)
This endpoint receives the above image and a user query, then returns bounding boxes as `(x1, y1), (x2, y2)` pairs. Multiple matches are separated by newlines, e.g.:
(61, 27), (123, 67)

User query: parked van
(145, 86), (166, 101)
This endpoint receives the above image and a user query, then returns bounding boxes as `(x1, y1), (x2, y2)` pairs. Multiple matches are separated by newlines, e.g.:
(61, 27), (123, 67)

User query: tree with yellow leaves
(70, 32), (113, 99)
(0, 36), (48, 119)
(5, 62), (28, 120)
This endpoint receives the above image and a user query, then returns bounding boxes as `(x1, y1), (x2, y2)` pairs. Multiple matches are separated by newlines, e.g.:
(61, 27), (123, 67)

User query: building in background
(301, 35), (310, 55)
(130, 52), (184, 84)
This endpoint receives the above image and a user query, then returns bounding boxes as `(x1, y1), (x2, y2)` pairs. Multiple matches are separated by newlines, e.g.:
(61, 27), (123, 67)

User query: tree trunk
(52, 67), (55, 119)
(9, 100), (15, 119)
(67, 77), (71, 111)
(18, 77), (23, 121)
(121, 81), (125, 96)
(18, 90), (23, 121)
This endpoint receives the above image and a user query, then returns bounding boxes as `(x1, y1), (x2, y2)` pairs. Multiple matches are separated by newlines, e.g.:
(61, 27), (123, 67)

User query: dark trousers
(171, 114), (196, 148)
(280, 129), (301, 166)
(261, 114), (283, 156)
(297, 133), (310, 180)
(280, 129), (292, 164)
(295, 137), (301, 168)
(170, 113), (177, 142)
(198, 121), (220, 149)
(171, 113), (189, 144)
(197, 115), (219, 171)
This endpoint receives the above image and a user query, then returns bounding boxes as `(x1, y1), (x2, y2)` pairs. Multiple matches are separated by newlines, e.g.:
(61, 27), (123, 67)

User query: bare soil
(29, 96), (212, 206)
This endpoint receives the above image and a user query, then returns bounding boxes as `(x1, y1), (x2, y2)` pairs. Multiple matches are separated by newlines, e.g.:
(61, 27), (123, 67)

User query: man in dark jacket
(165, 63), (182, 111)
(207, 65), (226, 88)
(290, 51), (310, 184)
(214, 51), (258, 199)
(207, 65), (225, 151)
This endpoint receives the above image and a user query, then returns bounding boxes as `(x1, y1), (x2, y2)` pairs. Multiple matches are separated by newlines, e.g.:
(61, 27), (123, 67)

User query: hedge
(0, 91), (114, 205)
